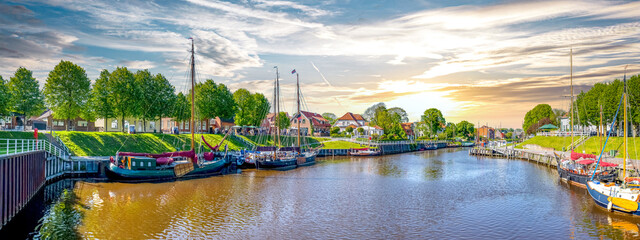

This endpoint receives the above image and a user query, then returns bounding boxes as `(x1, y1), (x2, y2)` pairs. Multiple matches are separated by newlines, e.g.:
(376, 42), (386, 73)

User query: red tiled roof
(337, 112), (365, 121)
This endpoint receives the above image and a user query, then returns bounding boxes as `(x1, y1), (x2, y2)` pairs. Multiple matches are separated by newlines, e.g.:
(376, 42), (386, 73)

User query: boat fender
(607, 201), (613, 212)
(110, 156), (115, 164)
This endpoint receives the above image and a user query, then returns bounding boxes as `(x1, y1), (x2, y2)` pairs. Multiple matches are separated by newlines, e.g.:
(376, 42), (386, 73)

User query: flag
(291, 69), (296, 74)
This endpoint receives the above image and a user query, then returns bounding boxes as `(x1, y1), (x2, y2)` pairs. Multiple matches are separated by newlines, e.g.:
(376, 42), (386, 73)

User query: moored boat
(348, 147), (381, 156)
(556, 152), (618, 186)
(106, 38), (232, 182)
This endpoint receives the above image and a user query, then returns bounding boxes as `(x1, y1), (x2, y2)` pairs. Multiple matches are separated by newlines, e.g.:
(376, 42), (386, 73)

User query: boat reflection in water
(55, 149), (638, 239)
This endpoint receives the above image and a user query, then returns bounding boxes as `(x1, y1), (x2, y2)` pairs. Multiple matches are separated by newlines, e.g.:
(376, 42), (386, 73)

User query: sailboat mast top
(570, 48), (574, 151)
(297, 73), (301, 151)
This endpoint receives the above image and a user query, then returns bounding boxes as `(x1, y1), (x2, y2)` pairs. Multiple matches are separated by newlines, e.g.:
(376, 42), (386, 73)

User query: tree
(456, 120), (474, 138)
(388, 107), (409, 123)
(421, 108), (445, 138)
(43, 60), (91, 130)
(552, 108), (567, 126)
(0, 75), (11, 118)
(91, 70), (114, 130)
(527, 117), (553, 134)
(363, 102), (386, 122)
(8, 67), (45, 126)
(506, 132), (513, 139)
(276, 112), (290, 130)
(173, 92), (191, 123)
(194, 79), (237, 120)
(133, 70), (174, 131)
(522, 104), (555, 133)
(251, 93), (270, 127)
(345, 126), (354, 135)
(109, 67), (139, 132)
(444, 122), (456, 139)
(357, 127), (364, 135)
(331, 126), (340, 134)
(322, 112), (337, 125)
(233, 88), (255, 126)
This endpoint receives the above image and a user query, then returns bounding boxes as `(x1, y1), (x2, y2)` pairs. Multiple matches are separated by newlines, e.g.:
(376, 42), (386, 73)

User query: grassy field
(579, 137), (640, 158)
(515, 136), (573, 151)
(54, 131), (248, 156)
(321, 141), (370, 149)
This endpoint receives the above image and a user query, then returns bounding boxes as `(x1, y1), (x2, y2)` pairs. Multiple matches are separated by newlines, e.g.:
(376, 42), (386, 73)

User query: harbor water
(5, 148), (640, 239)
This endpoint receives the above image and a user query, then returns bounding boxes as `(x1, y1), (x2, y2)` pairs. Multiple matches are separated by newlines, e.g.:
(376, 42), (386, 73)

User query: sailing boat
(244, 67), (317, 170)
(556, 49), (618, 186)
(586, 68), (640, 215)
(105, 38), (231, 181)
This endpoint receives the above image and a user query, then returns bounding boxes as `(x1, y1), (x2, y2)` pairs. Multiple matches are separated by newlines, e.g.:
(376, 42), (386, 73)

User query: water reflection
(24, 149), (640, 239)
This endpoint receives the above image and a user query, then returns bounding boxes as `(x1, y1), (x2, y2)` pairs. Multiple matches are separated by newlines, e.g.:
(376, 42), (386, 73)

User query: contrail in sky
(310, 61), (332, 87)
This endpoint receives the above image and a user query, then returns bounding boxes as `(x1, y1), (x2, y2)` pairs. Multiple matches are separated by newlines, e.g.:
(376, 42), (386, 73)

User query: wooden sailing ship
(106, 38), (232, 182)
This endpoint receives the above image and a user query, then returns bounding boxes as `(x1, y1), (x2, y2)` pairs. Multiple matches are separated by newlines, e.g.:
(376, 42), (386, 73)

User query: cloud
(120, 60), (156, 70)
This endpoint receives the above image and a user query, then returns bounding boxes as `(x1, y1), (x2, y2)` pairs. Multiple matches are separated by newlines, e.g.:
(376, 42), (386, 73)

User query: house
(0, 112), (25, 130)
(96, 118), (160, 133)
(290, 111), (331, 136)
(37, 109), (97, 131)
(401, 122), (415, 139)
(333, 112), (366, 132)
(260, 112), (290, 134)
(477, 126), (495, 139)
(361, 123), (384, 136)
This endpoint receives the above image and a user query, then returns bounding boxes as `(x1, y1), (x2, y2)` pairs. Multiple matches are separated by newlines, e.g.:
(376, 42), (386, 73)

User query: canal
(4, 148), (640, 239)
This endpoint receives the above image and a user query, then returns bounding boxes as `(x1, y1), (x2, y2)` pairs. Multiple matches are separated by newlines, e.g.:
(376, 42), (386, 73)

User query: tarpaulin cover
(571, 151), (596, 160)
(575, 159), (595, 165)
(599, 161), (618, 167)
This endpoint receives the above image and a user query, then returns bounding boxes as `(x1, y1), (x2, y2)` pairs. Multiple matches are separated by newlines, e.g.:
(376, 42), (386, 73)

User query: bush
(330, 127), (340, 134)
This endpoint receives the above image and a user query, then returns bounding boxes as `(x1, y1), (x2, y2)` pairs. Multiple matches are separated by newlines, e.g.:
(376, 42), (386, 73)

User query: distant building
(260, 112), (290, 134)
(290, 111), (331, 136)
(96, 118), (159, 133)
(37, 109), (96, 131)
(333, 112), (366, 132)
(477, 126), (495, 139)
(401, 122), (415, 139)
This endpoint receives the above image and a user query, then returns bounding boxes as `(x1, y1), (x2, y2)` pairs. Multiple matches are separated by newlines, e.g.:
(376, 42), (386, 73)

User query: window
(185, 122), (189, 130)
(124, 121), (130, 128)
(111, 120), (118, 129)
(302, 119), (306, 124)
(294, 119), (297, 123)
(53, 120), (65, 126)
(78, 121), (88, 127)
(150, 121), (156, 129)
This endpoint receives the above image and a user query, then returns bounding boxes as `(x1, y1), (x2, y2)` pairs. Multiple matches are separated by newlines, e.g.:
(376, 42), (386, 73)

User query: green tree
(91, 70), (114, 130)
(522, 104), (555, 134)
(456, 120), (474, 138)
(173, 92), (191, 123)
(109, 67), (139, 132)
(133, 71), (175, 131)
(0, 75), (11, 118)
(233, 88), (255, 126)
(357, 127), (364, 135)
(363, 102), (386, 122)
(43, 60), (92, 130)
(388, 107), (409, 123)
(421, 108), (445, 138)
(251, 93), (270, 127)
(331, 126), (340, 134)
(322, 112), (337, 125)
(8, 67), (45, 126)
(194, 79), (237, 120)
(444, 122), (456, 139)
(276, 112), (290, 130)
(345, 126), (354, 135)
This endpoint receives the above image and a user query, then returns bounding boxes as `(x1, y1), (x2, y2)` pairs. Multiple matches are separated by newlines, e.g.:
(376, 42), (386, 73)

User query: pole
(276, 67), (281, 147)
(297, 73), (301, 152)
(570, 48), (574, 151)
(190, 38), (195, 152)
(623, 69), (628, 181)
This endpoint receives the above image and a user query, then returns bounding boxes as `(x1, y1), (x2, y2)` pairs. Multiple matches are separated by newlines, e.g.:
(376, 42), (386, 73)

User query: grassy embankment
(50, 131), (246, 156)
(515, 136), (640, 158)
(238, 135), (368, 149)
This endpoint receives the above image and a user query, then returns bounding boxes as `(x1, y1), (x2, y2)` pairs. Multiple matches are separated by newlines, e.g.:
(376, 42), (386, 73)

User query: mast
(190, 38), (195, 152)
(570, 48), (574, 151)
(623, 66), (628, 181)
(276, 67), (281, 147)
(600, 105), (603, 155)
(297, 72), (301, 152)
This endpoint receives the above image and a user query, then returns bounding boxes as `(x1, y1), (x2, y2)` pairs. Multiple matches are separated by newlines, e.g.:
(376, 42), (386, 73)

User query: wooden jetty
(469, 147), (558, 167)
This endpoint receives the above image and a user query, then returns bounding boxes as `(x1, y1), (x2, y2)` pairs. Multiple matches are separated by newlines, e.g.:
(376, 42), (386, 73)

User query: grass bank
(579, 137), (640, 158)
(238, 135), (369, 149)
(0, 131), (39, 139)
(54, 131), (247, 156)
(515, 136), (573, 151)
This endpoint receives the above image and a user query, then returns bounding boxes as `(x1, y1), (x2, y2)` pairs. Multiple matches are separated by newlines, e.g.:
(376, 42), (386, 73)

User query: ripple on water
(69, 149), (640, 239)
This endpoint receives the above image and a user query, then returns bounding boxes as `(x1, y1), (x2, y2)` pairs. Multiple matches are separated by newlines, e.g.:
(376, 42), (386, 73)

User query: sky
(0, 0), (639, 128)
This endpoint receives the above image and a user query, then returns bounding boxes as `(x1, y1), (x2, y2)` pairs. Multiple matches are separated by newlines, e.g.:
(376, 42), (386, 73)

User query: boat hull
(256, 158), (297, 170)
(586, 181), (640, 216)
(106, 158), (231, 182)
(296, 155), (316, 167)
(557, 164), (617, 186)
(348, 151), (381, 156)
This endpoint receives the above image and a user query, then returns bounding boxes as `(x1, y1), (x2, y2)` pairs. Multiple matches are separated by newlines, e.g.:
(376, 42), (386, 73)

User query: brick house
(290, 111), (331, 136)
(477, 126), (495, 139)
(38, 109), (97, 131)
